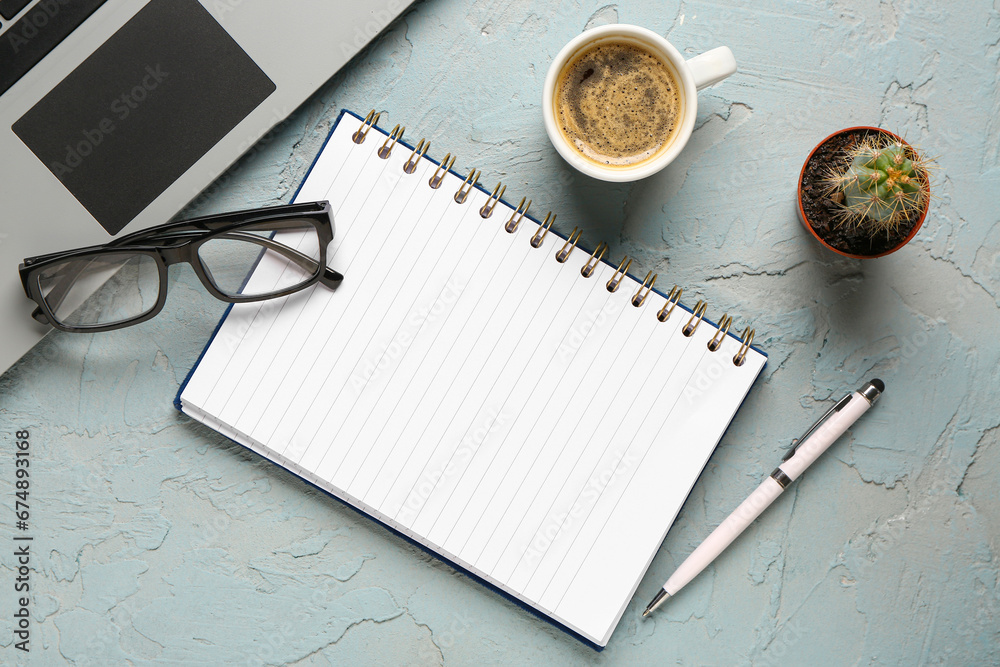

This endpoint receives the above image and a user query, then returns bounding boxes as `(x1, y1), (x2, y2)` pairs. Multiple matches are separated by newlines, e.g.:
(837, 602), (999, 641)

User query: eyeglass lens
(196, 219), (322, 298)
(37, 253), (160, 327)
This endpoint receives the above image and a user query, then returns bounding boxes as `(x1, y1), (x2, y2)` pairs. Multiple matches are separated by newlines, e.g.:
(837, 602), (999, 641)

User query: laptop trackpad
(12, 0), (275, 235)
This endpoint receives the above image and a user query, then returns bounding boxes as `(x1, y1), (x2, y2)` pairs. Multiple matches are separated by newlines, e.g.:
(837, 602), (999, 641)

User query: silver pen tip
(642, 589), (670, 617)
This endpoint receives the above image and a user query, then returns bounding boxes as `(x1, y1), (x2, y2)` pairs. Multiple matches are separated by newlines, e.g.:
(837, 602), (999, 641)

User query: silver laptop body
(0, 0), (412, 373)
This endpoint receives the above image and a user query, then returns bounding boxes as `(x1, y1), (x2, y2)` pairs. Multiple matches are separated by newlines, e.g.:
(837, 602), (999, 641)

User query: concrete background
(2, 0), (999, 664)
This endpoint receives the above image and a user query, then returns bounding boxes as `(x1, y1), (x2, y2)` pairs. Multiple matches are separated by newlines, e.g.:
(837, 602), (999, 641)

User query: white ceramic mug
(542, 25), (736, 182)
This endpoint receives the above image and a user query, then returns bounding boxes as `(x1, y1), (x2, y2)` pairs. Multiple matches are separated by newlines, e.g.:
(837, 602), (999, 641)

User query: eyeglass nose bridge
(157, 244), (191, 266)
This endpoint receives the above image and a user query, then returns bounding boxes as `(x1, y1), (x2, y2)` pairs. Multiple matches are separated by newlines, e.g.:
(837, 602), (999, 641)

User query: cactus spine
(826, 134), (930, 235)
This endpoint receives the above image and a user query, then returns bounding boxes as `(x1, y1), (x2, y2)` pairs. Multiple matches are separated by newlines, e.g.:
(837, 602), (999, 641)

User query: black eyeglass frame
(19, 201), (342, 333)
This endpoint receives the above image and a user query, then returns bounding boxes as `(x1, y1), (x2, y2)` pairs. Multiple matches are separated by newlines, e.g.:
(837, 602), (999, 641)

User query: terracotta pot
(797, 126), (929, 259)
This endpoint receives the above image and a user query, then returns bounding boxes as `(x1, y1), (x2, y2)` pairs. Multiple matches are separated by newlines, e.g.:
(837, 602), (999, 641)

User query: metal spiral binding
(429, 153), (456, 189)
(657, 286), (682, 322)
(530, 212), (555, 248)
(581, 242), (608, 277)
(351, 112), (763, 364)
(353, 110), (380, 144)
(378, 124), (404, 158)
(606, 256), (632, 292)
(454, 168), (480, 203)
(708, 313), (733, 351)
(505, 197), (531, 233)
(632, 271), (657, 307)
(682, 300), (708, 336)
(480, 183), (506, 218)
(733, 327), (755, 366)
(556, 228), (582, 263)
(404, 139), (429, 174)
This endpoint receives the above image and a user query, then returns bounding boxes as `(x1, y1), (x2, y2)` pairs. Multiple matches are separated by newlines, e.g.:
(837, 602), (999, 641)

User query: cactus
(825, 134), (930, 235)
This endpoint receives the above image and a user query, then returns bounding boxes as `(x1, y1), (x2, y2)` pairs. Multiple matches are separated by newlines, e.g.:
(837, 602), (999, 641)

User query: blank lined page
(179, 110), (766, 647)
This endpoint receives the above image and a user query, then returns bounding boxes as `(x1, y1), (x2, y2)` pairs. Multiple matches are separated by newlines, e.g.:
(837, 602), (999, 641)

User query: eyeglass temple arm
(109, 212), (328, 248)
(320, 266), (344, 288)
(218, 231), (342, 289)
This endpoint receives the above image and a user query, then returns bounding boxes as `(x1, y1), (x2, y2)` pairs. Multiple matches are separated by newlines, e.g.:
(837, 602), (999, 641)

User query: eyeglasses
(19, 201), (342, 333)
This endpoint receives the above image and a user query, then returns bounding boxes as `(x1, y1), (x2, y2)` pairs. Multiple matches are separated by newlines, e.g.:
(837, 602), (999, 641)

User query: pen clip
(782, 394), (853, 461)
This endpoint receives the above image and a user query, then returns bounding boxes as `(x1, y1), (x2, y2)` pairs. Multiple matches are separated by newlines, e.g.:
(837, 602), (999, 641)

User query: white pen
(643, 379), (885, 617)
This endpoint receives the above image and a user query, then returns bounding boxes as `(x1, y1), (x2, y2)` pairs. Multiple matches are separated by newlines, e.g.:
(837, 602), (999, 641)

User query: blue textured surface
(2, 0), (1000, 664)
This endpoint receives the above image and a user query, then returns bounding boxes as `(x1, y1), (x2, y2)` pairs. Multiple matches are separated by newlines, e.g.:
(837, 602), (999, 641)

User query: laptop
(0, 0), (414, 374)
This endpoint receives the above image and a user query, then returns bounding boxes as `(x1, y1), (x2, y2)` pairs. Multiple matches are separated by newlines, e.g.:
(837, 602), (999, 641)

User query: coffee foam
(555, 41), (681, 168)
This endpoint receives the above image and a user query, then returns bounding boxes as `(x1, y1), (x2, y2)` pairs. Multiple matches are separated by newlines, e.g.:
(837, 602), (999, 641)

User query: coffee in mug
(554, 41), (681, 168)
(543, 25), (736, 182)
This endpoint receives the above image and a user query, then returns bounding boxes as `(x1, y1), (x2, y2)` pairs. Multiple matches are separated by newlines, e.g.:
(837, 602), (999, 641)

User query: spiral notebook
(176, 109), (767, 648)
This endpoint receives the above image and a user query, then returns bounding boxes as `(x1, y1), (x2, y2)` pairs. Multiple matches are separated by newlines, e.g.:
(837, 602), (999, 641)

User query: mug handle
(686, 46), (737, 90)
